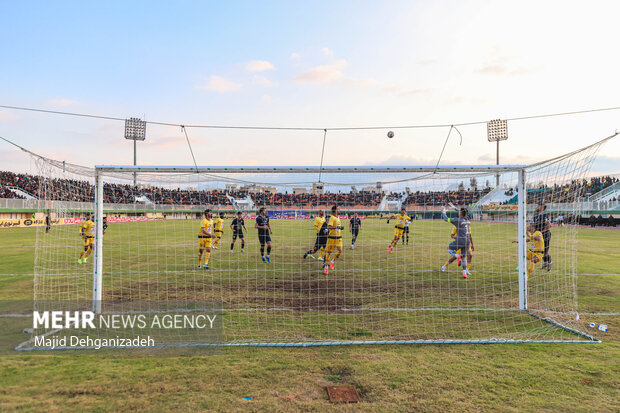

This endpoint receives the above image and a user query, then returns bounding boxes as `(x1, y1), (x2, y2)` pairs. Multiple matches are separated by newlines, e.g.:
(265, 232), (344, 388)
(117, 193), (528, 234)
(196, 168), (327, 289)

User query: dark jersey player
(255, 207), (272, 263)
(442, 206), (471, 279)
(230, 211), (247, 253)
(533, 204), (552, 271)
(304, 210), (328, 260)
(349, 214), (362, 249)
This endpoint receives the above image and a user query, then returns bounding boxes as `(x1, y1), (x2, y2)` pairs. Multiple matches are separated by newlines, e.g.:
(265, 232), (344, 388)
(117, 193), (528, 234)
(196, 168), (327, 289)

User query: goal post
(518, 169), (527, 311)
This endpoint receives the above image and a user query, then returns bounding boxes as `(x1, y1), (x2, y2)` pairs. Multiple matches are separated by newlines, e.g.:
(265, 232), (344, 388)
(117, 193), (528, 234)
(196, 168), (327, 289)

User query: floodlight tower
(124, 117), (146, 186)
(487, 119), (508, 186)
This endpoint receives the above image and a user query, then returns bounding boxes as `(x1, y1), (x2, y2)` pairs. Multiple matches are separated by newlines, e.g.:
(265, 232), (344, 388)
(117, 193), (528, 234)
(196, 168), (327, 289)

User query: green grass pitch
(0, 221), (619, 411)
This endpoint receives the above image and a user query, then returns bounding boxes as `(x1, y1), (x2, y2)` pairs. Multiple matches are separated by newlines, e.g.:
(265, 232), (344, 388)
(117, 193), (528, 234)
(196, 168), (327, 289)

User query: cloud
(367, 155), (479, 166)
(321, 47), (334, 56)
(48, 98), (78, 107)
(294, 60), (347, 84)
(197, 76), (242, 93)
(342, 77), (377, 88)
(475, 56), (543, 77)
(252, 75), (278, 87)
(477, 153), (542, 165)
(590, 156), (620, 174)
(290, 52), (301, 60)
(384, 85), (433, 98)
(0, 110), (20, 122)
(149, 135), (208, 149)
(245, 60), (275, 72)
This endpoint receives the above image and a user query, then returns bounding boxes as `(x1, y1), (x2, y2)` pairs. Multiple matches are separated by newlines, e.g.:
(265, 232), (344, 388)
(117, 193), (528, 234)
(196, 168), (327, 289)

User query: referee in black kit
(534, 203), (552, 271)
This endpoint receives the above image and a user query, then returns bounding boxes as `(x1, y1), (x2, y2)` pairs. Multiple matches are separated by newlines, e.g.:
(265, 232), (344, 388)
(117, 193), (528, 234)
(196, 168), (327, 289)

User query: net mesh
(21, 138), (610, 349)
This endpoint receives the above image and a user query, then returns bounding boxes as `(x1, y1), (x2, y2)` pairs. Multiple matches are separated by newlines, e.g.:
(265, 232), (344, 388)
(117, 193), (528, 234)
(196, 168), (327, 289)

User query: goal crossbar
(95, 165), (526, 174)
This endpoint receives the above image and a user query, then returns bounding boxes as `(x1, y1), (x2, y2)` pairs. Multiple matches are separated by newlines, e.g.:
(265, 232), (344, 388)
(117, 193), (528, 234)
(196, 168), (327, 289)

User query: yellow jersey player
(198, 209), (216, 269)
(324, 205), (344, 275)
(304, 210), (327, 260)
(78, 214), (95, 264)
(212, 212), (225, 249)
(512, 223), (545, 276)
(441, 224), (474, 272)
(388, 207), (410, 253)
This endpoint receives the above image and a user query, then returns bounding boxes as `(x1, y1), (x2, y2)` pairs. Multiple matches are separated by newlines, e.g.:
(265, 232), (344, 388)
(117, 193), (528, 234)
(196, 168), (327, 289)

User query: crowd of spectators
(403, 188), (491, 207)
(495, 176), (619, 206)
(1, 170), (618, 209)
(252, 191), (384, 207)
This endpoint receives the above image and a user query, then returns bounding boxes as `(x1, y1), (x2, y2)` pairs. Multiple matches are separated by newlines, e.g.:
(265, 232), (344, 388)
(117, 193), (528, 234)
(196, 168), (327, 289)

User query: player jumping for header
(388, 207), (410, 253)
(441, 219), (474, 272)
(441, 205), (471, 278)
(255, 207), (272, 263)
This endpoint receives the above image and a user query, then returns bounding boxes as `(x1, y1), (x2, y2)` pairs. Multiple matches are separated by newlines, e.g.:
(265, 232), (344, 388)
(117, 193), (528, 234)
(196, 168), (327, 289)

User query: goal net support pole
(93, 169), (103, 314)
(518, 169), (527, 310)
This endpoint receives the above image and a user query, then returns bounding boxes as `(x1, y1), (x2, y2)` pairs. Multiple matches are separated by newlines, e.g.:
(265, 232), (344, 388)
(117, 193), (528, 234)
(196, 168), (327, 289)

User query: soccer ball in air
(387, 131), (394, 138)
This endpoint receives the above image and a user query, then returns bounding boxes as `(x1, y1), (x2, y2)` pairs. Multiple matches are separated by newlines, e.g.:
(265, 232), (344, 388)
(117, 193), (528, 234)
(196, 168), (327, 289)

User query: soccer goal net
(20, 136), (612, 350)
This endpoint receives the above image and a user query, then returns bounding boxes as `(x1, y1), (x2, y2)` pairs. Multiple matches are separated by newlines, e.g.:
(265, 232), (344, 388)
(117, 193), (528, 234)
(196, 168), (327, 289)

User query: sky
(1, 0), (619, 176)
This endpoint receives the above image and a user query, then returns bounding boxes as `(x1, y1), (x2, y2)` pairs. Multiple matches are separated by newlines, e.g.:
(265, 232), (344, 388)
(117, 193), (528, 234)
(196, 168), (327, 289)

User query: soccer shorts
(198, 236), (212, 249)
(394, 227), (404, 238)
(314, 235), (327, 249)
(232, 231), (244, 240)
(449, 240), (469, 253)
(258, 233), (271, 245)
(83, 236), (94, 247)
(326, 236), (343, 250)
(527, 251), (543, 262)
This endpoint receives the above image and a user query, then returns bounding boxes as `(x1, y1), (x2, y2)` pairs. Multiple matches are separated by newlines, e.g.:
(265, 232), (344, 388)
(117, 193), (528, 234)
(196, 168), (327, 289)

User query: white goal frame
(92, 164), (530, 314)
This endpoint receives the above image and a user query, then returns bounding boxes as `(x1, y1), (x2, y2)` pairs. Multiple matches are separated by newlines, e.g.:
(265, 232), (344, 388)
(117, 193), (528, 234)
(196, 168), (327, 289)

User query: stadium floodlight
(487, 119), (508, 186)
(124, 117), (146, 185)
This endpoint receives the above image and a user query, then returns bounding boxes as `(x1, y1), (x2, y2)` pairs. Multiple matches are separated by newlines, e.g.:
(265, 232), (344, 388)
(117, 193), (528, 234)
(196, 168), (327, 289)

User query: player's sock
(198, 251), (204, 266)
(260, 246), (265, 257)
(527, 262), (535, 275)
(447, 248), (459, 259)
(230, 243), (234, 251)
(444, 260), (451, 267)
(79, 251), (85, 259)
(335, 250), (341, 259)
(204, 251), (210, 266)
(85, 248), (93, 258)
(267, 246), (271, 256)
(467, 264), (471, 269)
(241, 241), (245, 250)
